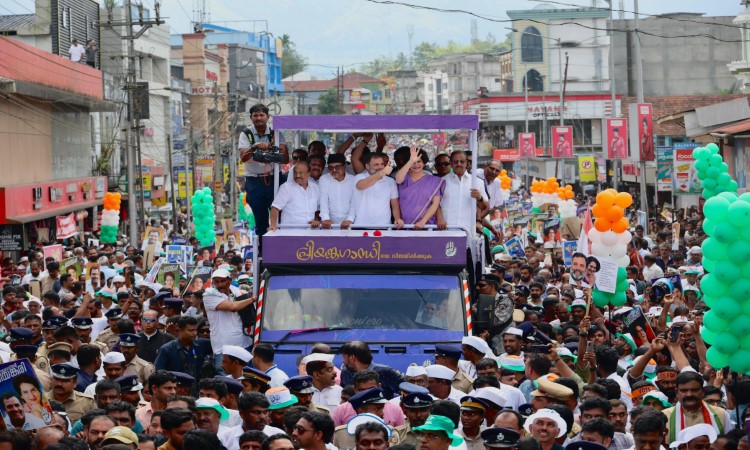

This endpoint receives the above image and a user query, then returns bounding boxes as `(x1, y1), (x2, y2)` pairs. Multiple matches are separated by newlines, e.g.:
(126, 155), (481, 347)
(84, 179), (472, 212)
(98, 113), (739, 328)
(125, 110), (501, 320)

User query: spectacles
(328, 165), (344, 171)
(294, 425), (312, 433)
(417, 432), (445, 442)
(435, 162), (450, 167)
(476, 283), (488, 288)
(142, 318), (156, 323)
(292, 155), (305, 161)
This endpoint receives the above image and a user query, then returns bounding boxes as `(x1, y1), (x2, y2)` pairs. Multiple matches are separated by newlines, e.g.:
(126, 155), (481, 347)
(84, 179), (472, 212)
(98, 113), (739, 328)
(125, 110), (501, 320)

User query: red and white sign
(606, 119), (628, 160)
(551, 126), (573, 158)
(56, 213), (78, 239)
(629, 103), (654, 161)
(493, 148), (521, 162)
(519, 133), (537, 158)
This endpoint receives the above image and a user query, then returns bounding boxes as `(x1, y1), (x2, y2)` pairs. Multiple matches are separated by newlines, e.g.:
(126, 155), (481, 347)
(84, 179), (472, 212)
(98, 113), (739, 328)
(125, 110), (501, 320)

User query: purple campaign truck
(252, 229), (474, 375)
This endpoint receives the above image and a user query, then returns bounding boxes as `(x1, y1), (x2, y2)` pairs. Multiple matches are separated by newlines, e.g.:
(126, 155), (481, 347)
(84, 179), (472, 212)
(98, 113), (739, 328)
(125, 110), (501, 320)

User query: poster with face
(60, 257), (82, 282)
(217, 232), (241, 254)
(607, 119), (628, 160)
(551, 126), (573, 158)
(185, 266), (212, 294)
(158, 264), (181, 295)
(141, 227), (166, 251)
(519, 133), (536, 158)
(637, 104), (654, 161)
(42, 245), (63, 270)
(0, 359), (54, 430)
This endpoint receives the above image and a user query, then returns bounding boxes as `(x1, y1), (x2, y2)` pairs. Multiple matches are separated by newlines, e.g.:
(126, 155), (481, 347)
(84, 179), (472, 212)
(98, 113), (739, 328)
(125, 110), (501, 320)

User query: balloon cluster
(191, 187), (217, 247)
(588, 189), (633, 307)
(530, 178), (562, 210)
(75, 210), (89, 222)
(498, 170), (512, 200)
(238, 193), (256, 230)
(693, 143), (737, 200)
(694, 151), (750, 370)
(100, 192), (121, 243)
(556, 185), (576, 219)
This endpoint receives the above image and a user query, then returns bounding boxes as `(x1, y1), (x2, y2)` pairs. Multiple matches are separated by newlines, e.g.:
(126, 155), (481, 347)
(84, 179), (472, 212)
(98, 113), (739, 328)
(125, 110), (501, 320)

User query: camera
(252, 145), (284, 164)
(650, 277), (674, 302)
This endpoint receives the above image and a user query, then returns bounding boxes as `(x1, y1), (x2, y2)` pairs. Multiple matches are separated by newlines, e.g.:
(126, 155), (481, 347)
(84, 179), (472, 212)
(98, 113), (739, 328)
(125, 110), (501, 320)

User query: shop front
(0, 177), (108, 252)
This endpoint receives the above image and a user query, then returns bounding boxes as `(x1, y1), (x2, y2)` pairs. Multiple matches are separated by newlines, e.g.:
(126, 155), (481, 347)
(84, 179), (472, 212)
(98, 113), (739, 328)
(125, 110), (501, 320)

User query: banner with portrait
(184, 266), (212, 294)
(628, 103), (654, 161)
(0, 359), (53, 430)
(157, 263), (181, 296)
(60, 257), (82, 282)
(551, 126), (574, 158)
(606, 118), (628, 160)
(518, 133), (537, 158)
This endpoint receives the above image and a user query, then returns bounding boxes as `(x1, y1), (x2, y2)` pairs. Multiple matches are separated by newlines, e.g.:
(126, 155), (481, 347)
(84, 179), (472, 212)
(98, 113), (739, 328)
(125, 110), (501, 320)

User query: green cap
(412, 415), (464, 445)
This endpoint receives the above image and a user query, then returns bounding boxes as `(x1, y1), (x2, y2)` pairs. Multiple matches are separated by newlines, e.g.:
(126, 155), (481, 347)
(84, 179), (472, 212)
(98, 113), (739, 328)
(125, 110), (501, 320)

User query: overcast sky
(4, 0), (744, 76)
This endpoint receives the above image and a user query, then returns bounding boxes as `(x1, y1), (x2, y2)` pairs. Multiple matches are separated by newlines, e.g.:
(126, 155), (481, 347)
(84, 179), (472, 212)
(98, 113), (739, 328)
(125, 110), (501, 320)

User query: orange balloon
(614, 192), (633, 209)
(596, 191), (616, 208)
(592, 204), (605, 218)
(594, 218), (612, 232)
(606, 206), (624, 222)
(612, 217), (629, 233)
(566, 191), (574, 199)
(565, 185), (573, 191)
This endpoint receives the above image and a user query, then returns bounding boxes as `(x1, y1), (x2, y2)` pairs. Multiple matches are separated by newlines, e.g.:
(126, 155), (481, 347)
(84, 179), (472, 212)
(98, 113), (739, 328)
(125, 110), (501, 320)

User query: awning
(690, 118), (750, 137)
(6, 199), (102, 224)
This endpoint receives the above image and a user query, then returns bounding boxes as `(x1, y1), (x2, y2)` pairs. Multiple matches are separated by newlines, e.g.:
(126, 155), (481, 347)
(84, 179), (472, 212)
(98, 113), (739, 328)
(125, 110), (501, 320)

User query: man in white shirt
(21, 261), (42, 286)
(304, 353), (342, 411)
(344, 153), (403, 228)
(438, 151), (487, 234)
(642, 254), (664, 282)
(320, 154), (355, 228)
(269, 161), (320, 231)
(69, 39), (85, 63)
(482, 159), (505, 209)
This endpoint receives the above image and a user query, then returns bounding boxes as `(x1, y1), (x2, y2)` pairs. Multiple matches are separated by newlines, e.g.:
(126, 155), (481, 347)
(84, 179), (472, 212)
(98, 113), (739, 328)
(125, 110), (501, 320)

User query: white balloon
(609, 245), (627, 259)
(591, 242), (609, 257)
(617, 231), (633, 245)
(588, 228), (602, 245)
(618, 255), (631, 268)
(601, 231), (619, 247)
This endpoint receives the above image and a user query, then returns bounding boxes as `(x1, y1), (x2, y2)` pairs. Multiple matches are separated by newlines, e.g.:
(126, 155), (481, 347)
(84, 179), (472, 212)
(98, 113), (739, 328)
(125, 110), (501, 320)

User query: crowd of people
(0, 106), (733, 450)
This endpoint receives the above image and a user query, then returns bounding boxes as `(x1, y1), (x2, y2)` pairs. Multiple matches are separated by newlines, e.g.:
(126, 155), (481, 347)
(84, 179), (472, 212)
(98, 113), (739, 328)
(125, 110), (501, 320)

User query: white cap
(19, 257), (29, 263)
(688, 246), (702, 255)
(22, 298), (42, 309)
(102, 352), (126, 364)
(222, 345), (252, 364)
(648, 306), (663, 317)
(301, 353), (335, 365)
(503, 327), (523, 337)
(346, 413), (391, 437)
(574, 289), (584, 300)
(524, 408), (568, 437)
(142, 282), (162, 293)
(473, 387), (507, 408)
(667, 316), (689, 327)
(669, 424), (717, 448)
(462, 336), (494, 357)
(212, 268), (232, 279)
(112, 275), (126, 283)
(570, 299), (587, 309)
(556, 347), (574, 359)
(425, 364), (456, 380)
(238, 274), (251, 281)
(405, 364), (427, 377)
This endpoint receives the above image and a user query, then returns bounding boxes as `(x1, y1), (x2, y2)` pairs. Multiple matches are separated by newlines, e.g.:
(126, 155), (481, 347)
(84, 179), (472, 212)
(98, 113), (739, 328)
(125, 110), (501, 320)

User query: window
(62, 8), (69, 28)
(523, 69), (544, 92)
(521, 26), (543, 63)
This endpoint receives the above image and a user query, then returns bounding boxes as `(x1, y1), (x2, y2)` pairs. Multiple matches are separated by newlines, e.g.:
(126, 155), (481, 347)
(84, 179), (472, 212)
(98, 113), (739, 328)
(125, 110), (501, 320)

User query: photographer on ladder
(238, 104), (290, 248)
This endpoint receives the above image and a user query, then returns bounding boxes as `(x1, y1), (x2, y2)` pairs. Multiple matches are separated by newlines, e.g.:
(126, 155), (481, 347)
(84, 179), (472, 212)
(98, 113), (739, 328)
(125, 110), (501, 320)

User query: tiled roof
(621, 94), (749, 136)
(282, 72), (385, 92)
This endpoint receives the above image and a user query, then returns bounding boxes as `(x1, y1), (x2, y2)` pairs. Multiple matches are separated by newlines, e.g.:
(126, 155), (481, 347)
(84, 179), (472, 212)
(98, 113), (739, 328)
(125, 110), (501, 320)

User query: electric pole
(212, 80), (223, 208)
(102, 0), (163, 246)
(634, 0), (648, 224)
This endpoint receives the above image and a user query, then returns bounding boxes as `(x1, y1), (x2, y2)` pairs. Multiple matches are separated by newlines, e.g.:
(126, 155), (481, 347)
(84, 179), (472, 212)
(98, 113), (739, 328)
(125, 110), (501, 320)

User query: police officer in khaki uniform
(119, 333), (155, 384)
(47, 342), (73, 367)
(457, 396), (490, 450)
(49, 363), (96, 422)
(95, 308), (124, 352)
(394, 389), (434, 446)
(435, 343), (475, 394)
(240, 366), (271, 394)
(481, 426), (521, 449)
(8, 327), (50, 373)
(285, 375), (329, 415)
(71, 317), (108, 353)
(333, 388), (400, 449)
(37, 317), (67, 371)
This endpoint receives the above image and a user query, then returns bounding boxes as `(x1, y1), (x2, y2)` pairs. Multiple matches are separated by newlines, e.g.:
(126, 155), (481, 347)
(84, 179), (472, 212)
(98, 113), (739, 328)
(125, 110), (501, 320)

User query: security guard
(116, 374), (144, 409)
(171, 371), (195, 396)
(284, 375), (329, 414)
(395, 390), (434, 446)
(334, 388), (400, 449)
(119, 333), (155, 384)
(9, 327), (50, 372)
(457, 396), (490, 450)
(15, 345), (52, 392)
(95, 308), (124, 352)
(239, 366), (271, 393)
(47, 342), (73, 367)
(71, 317), (107, 353)
(435, 343), (475, 393)
(49, 363), (96, 422)
(481, 426), (521, 449)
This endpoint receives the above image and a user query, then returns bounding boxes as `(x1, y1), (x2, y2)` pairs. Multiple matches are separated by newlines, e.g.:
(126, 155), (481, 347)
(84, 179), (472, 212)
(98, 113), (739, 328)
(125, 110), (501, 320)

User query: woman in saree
(394, 147), (445, 229)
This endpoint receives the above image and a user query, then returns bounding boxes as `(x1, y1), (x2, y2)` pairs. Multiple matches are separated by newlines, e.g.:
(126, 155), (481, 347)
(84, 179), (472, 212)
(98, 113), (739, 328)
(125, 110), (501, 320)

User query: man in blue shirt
(154, 315), (213, 388)
(339, 340), (404, 399)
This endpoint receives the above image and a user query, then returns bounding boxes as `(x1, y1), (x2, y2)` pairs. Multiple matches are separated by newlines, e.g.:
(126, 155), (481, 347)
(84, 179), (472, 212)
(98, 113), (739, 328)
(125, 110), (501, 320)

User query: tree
(317, 88), (342, 115)
(280, 34), (307, 78)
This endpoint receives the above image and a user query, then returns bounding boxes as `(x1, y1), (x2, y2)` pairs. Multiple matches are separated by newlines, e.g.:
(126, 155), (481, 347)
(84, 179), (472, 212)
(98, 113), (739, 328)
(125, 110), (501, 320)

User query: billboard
(551, 126), (573, 158)
(673, 142), (701, 195)
(606, 119), (628, 159)
(656, 146), (673, 191)
(519, 133), (536, 158)
(629, 103), (654, 161)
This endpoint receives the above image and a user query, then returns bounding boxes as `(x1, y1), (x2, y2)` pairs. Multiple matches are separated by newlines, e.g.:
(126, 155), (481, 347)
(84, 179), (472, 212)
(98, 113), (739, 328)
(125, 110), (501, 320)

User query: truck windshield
(263, 274), (464, 332)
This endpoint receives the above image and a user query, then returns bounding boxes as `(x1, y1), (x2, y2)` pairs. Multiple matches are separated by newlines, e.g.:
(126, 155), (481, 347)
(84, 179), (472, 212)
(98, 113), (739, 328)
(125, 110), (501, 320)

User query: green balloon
(703, 188), (716, 200)
(694, 159), (710, 171)
(704, 310), (730, 332)
(728, 180), (739, 192)
(710, 154), (724, 166)
(702, 257), (716, 273)
(718, 192), (739, 201)
(706, 346), (730, 369)
(704, 196), (731, 221)
(729, 201), (750, 227)
(712, 296), (741, 320)
(730, 240), (750, 265)
(718, 172), (732, 186)
(732, 349), (750, 373)
(702, 328), (717, 345)
(713, 222), (739, 244)
(700, 273), (728, 297)
(730, 278), (750, 301)
(610, 291), (626, 307)
(730, 314), (750, 336)
(706, 167), (720, 179)
(617, 267), (627, 282)
(703, 178), (718, 190)
(707, 143), (720, 154)
(592, 290), (611, 308)
(714, 260), (741, 283)
(702, 218), (717, 236)
(714, 332), (740, 354)
(693, 147), (708, 160)
(741, 334), (750, 350)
